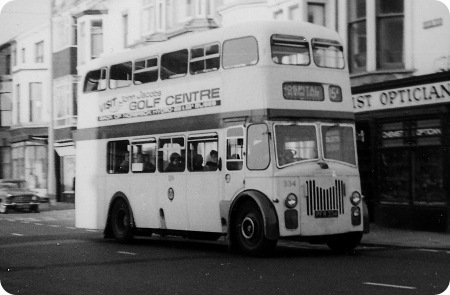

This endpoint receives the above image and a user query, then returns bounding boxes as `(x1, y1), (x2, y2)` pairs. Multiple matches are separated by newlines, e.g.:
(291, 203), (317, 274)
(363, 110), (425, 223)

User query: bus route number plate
(314, 210), (338, 218)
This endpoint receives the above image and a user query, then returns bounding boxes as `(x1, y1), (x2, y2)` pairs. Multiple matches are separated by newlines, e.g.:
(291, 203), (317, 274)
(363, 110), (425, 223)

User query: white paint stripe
(446, 251), (450, 254)
(34, 223), (43, 226)
(21, 222), (30, 224)
(66, 227), (77, 230)
(6, 219), (15, 222)
(418, 249), (439, 253)
(117, 251), (137, 256)
(11, 233), (23, 236)
(364, 282), (416, 290)
(86, 229), (98, 232)
(48, 225), (60, 228)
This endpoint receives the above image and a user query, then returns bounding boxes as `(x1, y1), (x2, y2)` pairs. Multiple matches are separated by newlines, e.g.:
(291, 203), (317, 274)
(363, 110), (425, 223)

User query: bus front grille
(305, 180), (345, 216)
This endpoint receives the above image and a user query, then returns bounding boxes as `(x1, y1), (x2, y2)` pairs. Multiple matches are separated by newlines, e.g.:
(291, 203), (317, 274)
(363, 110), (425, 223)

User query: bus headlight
(285, 193), (298, 209)
(350, 191), (362, 206)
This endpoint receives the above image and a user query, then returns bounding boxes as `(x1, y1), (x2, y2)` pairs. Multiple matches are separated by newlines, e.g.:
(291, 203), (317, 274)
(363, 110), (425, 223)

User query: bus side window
(110, 61), (132, 89)
(247, 124), (270, 170)
(161, 49), (188, 80)
(133, 57), (158, 84)
(187, 134), (218, 172)
(131, 139), (156, 173)
(83, 67), (107, 93)
(190, 43), (220, 75)
(107, 140), (130, 174)
(223, 36), (258, 69)
(158, 137), (185, 172)
(226, 127), (244, 171)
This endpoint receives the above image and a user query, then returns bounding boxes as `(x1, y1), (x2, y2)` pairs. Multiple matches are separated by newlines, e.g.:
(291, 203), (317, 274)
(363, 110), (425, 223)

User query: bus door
(223, 126), (246, 201)
(185, 133), (222, 232)
(156, 136), (188, 231)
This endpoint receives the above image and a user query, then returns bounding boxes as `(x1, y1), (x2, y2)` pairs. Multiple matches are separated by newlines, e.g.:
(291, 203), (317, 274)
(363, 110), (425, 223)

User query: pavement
(40, 202), (450, 251)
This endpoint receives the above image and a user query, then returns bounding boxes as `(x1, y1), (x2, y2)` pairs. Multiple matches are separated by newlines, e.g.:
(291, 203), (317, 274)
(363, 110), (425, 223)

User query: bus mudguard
(229, 190), (279, 240)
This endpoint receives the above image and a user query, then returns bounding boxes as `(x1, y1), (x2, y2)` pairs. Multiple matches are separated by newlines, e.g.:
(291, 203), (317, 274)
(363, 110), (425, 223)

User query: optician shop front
(352, 72), (450, 232)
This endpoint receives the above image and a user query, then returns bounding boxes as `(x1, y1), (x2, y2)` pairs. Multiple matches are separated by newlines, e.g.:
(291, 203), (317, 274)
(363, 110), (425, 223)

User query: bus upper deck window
(271, 34), (310, 66)
(223, 36), (258, 69)
(110, 61), (132, 89)
(161, 49), (188, 80)
(312, 38), (345, 69)
(83, 67), (107, 93)
(190, 43), (220, 75)
(134, 57), (158, 84)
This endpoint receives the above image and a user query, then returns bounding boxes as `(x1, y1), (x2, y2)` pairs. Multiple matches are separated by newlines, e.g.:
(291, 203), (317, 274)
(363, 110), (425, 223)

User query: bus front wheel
(326, 232), (363, 254)
(110, 198), (134, 242)
(233, 201), (277, 256)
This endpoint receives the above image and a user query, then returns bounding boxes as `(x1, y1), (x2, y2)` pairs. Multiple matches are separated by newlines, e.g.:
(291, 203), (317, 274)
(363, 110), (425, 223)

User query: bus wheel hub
(241, 217), (255, 239)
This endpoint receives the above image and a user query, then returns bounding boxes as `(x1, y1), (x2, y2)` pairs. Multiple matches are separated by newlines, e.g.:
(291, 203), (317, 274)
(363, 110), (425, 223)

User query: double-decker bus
(75, 20), (368, 255)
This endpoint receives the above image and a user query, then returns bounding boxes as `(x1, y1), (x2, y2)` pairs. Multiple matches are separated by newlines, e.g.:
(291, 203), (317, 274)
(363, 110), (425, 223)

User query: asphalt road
(0, 209), (449, 295)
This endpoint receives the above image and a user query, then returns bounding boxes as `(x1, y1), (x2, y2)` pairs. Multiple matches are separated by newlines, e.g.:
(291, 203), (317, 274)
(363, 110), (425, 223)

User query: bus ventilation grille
(305, 180), (345, 216)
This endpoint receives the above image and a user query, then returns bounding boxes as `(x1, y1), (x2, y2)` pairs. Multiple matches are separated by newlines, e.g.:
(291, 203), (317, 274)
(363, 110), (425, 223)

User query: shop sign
(352, 81), (450, 113)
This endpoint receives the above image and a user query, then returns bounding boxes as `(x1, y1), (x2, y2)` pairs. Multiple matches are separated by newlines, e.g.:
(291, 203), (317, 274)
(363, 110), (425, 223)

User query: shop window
(187, 133), (218, 172)
(131, 139), (156, 173)
(91, 20), (103, 59)
(107, 140), (130, 174)
(109, 61), (132, 89)
(347, 0), (367, 73)
(160, 49), (188, 80)
(158, 137), (185, 172)
(35, 41), (44, 63)
(378, 149), (411, 203)
(223, 36), (258, 69)
(134, 57), (158, 84)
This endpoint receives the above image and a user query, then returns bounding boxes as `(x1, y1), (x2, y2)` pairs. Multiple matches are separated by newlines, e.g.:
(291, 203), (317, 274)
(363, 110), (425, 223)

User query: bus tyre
(111, 199), (134, 242)
(233, 201), (277, 256)
(326, 232), (363, 254)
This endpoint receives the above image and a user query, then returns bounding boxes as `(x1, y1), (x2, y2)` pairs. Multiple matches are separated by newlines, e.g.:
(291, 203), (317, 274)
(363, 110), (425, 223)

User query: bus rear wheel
(110, 198), (134, 242)
(326, 232), (363, 254)
(233, 201), (277, 256)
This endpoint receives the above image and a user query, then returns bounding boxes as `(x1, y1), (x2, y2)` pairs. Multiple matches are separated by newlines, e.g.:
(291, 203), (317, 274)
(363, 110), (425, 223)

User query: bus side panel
(129, 174), (160, 228)
(75, 140), (103, 229)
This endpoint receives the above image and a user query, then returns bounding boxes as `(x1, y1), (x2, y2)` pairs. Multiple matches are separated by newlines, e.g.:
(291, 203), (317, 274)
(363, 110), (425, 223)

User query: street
(0, 209), (449, 295)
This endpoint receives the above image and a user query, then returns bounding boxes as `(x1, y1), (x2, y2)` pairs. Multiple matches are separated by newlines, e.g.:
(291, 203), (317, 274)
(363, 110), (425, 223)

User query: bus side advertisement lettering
(97, 87), (221, 121)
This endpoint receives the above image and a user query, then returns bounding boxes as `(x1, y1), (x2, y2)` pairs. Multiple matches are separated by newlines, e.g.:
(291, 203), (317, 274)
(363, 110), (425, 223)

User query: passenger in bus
(279, 150), (295, 166)
(205, 150), (218, 171)
(143, 154), (156, 172)
(192, 154), (204, 171)
(165, 153), (183, 172)
(118, 152), (130, 173)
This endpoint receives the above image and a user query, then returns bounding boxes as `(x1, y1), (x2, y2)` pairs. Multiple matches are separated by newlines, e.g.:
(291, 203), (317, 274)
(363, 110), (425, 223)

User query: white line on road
(11, 233), (24, 236)
(21, 222), (30, 224)
(117, 251), (137, 256)
(363, 282), (416, 290)
(48, 225), (61, 228)
(86, 229), (98, 232)
(417, 249), (439, 253)
(66, 227), (77, 230)
(6, 219), (15, 222)
(34, 223), (43, 226)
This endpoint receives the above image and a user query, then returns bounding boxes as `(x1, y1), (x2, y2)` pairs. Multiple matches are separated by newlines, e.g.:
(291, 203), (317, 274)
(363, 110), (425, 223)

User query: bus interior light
(350, 191), (361, 206)
(285, 193), (298, 209)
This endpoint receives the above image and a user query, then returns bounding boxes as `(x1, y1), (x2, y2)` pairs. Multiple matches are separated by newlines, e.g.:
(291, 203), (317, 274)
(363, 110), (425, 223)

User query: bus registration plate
(314, 210), (338, 218)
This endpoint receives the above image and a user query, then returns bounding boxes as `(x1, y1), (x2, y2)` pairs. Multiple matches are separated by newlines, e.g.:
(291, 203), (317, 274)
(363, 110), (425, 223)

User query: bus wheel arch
(229, 191), (279, 255)
(104, 192), (135, 242)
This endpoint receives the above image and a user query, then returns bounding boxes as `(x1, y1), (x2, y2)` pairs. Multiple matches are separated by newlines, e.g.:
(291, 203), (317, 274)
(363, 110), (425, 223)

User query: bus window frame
(189, 42), (221, 75)
(133, 56), (159, 85)
(270, 34), (311, 66)
(222, 36), (259, 69)
(160, 49), (189, 80)
(83, 67), (108, 93)
(311, 38), (345, 69)
(109, 61), (133, 89)
(226, 126), (245, 171)
(273, 122), (320, 168)
(130, 138), (157, 173)
(187, 132), (219, 172)
(158, 136), (186, 173)
(320, 123), (358, 167)
(246, 123), (271, 171)
(106, 139), (131, 174)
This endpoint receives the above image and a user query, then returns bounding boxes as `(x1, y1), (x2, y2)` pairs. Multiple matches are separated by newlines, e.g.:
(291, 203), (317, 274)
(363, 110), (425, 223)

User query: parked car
(0, 179), (40, 213)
